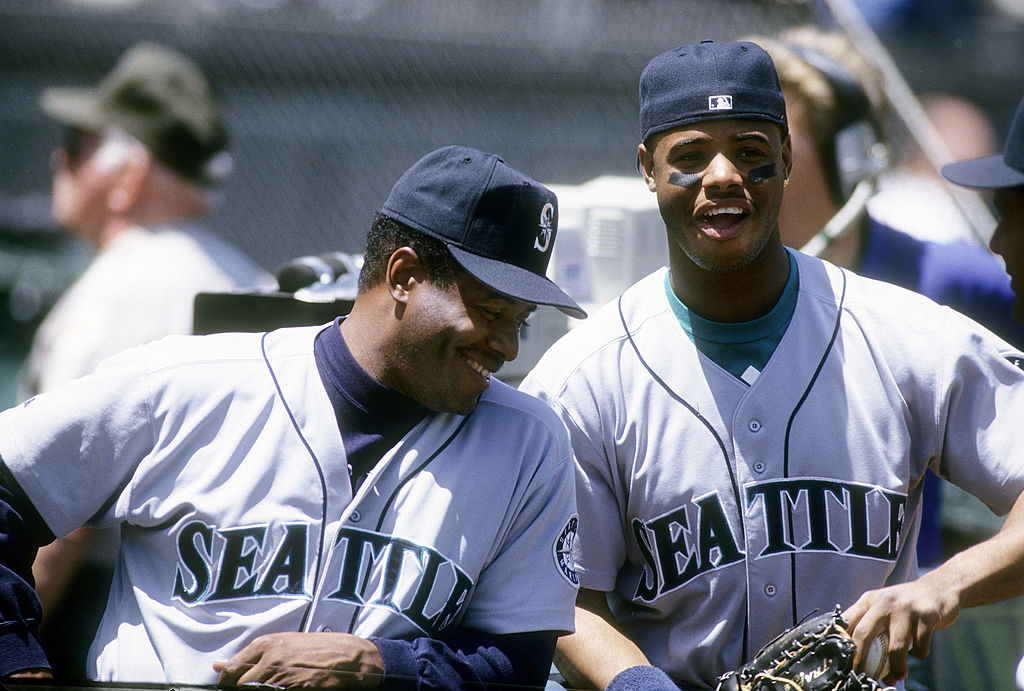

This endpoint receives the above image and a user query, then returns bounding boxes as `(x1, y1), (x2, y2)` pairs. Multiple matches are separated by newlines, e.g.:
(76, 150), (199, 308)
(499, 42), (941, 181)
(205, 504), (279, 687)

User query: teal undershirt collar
(665, 251), (799, 386)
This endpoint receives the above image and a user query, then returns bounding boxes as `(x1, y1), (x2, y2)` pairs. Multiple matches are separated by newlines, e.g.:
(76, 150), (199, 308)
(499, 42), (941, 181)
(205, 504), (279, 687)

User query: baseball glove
(714, 605), (891, 691)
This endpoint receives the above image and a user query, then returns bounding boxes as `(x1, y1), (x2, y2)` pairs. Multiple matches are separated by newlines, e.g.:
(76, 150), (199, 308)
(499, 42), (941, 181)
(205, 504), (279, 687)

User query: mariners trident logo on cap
(535, 202), (555, 253)
(381, 145), (586, 319)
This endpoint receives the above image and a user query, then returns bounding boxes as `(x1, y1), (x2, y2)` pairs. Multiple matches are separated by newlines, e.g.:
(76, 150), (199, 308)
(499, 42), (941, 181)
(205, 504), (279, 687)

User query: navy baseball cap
(639, 40), (787, 143)
(381, 145), (586, 319)
(941, 95), (1024, 189)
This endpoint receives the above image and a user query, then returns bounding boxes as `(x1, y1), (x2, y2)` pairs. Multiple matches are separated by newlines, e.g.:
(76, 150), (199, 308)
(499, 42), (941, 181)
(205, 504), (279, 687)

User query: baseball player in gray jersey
(0, 145), (585, 688)
(519, 41), (1024, 690)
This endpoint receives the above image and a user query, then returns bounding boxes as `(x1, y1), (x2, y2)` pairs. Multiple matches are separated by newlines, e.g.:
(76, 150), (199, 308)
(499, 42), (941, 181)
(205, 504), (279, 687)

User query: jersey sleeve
(935, 312), (1024, 515)
(519, 370), (628, 593)
(0, 346), (158, 537)
(373, 629), (557, 689)
(456, 398), (579, 635)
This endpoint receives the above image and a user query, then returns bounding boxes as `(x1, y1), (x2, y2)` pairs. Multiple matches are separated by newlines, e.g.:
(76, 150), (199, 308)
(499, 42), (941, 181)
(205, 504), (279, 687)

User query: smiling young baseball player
(0, 145), (585, 688)
(519, 41), (1024, 690)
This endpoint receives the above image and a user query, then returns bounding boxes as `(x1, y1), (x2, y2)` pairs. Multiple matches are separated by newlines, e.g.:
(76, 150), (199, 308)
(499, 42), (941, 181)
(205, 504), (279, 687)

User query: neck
(338, 296), (396, 386)
(93, 218), (136, 250)
(668, 240), (791, 323)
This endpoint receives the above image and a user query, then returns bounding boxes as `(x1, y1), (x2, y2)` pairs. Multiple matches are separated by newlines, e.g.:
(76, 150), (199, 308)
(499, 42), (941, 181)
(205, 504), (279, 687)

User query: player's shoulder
(483, 377), (572, 433)
(100, 323), (319, 377)
(797, 251), (1017, 357)
(796, 250), (947, 319)
(477, 379), (578, 468)
(526, 268), (670, 387)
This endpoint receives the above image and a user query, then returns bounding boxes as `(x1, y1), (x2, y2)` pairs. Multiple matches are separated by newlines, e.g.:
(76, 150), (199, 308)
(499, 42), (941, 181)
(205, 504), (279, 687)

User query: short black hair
(358, 213), (456, 292)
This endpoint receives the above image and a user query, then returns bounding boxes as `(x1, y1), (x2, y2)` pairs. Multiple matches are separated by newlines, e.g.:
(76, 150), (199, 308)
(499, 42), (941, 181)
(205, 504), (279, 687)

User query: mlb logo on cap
(709, 96), (734, 111)
(638, 40), (787, 142)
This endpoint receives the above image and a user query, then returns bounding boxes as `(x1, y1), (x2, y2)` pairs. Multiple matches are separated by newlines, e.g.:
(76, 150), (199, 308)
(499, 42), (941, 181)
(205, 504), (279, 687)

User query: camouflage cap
(40, 41), (230, 184)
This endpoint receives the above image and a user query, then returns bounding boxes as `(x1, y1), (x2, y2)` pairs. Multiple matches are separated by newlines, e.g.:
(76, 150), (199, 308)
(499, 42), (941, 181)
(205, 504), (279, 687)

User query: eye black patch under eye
(668, 172), (701, 189)
(748, 164), (777, 185)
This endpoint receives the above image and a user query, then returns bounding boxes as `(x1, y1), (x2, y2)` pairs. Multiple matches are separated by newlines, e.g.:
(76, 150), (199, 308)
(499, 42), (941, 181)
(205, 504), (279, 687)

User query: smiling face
(640, 118), (792, 276)
(390, 265), (535, 415)
(989, 186), (1024, 323)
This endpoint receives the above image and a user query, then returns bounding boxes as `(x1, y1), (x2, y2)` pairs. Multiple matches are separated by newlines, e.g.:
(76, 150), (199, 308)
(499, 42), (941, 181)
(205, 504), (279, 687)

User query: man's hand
(214, 632), (385, 689)
(842, 576), (960, 684)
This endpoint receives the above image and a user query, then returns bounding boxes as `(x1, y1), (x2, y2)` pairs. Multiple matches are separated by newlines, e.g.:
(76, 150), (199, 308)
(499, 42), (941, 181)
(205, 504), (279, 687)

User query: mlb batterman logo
(534, 202), (554, 253)
(554, 513), (579, 586)
(709, 95), (733, 111)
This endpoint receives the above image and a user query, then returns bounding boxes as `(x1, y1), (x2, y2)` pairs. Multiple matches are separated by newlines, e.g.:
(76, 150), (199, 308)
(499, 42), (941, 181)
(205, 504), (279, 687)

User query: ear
(107, 148), (151, 214)
(385, 246), (423, 305)
(781, 132), (794, 183)
(638, 143), (657, 192)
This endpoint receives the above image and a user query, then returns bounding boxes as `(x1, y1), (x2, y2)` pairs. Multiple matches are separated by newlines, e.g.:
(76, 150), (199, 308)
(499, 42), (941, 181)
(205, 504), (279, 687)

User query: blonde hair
(748, 27), (890, 154)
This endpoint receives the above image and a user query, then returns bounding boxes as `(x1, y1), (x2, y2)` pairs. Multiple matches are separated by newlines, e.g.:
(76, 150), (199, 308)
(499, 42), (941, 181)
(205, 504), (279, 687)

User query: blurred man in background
(756, 27), (1024, 351)
(22, 41), (270, 680)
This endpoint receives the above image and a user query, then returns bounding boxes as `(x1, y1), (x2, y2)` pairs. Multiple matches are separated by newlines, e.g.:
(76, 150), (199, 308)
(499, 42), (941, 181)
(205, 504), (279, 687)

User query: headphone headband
(783, 41), (888, 207)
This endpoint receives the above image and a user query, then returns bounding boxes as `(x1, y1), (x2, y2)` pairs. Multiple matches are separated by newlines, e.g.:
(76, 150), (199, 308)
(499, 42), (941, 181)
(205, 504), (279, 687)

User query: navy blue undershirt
(666, 252), (799, 386)
(312, 319), (557, 689)
(313, 318), (430, 490)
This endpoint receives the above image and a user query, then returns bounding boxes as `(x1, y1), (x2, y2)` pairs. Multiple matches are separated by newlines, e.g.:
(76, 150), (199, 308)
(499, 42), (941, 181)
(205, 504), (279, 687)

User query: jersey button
(319, 626), (332, 632)
(748, 419), (763, 433)
(764, 584), (777, 597)
(753, 461), (766, 473)
(349, 510), (361, 522)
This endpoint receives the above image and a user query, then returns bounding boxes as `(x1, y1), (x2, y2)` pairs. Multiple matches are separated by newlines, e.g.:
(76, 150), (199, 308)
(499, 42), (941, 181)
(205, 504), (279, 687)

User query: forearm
(376, 629), (557, 690)
(920, 489), (1024, 609)
(218, 629), (557, 691)
(843, 488), (1024, 682)
(555, 593), (650, 690)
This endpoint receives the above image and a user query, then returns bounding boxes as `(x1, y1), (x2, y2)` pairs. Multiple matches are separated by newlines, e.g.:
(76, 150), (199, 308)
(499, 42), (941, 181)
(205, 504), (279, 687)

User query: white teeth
(467, 359), (492, 380)
(707, 207), (744, 216)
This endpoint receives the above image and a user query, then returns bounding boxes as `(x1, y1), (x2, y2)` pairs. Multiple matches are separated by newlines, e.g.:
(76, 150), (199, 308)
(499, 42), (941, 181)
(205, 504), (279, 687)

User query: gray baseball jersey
(520, 250), (1024, 688)
(0, 324), (578, 683)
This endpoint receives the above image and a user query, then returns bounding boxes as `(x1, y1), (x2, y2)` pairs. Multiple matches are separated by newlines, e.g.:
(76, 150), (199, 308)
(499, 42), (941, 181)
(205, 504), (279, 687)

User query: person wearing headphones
(755, 27), (1024, 353)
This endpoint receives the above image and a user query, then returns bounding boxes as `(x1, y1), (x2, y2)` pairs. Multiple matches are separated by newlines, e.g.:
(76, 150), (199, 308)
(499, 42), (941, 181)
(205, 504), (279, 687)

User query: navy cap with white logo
(381, 145), (586, 318)
(639, 40), (788, 143)
(942, 95), (1024, 190)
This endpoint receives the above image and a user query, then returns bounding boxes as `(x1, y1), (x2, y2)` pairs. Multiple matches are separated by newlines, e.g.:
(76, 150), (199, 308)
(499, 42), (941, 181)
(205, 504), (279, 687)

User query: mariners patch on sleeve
(1005, 353), (1024, 370)
(554, 514), (579, 586)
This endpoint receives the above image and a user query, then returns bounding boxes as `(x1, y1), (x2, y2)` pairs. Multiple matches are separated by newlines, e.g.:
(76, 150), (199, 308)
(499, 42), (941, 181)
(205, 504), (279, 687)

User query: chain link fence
(0, 0), (818, 268)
